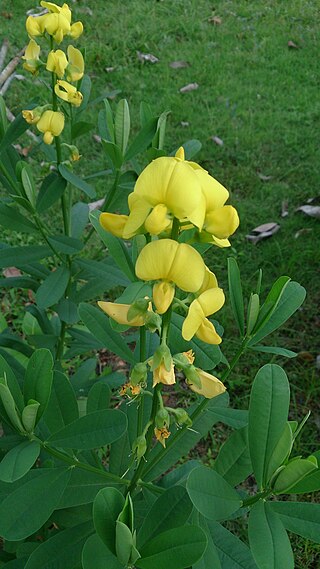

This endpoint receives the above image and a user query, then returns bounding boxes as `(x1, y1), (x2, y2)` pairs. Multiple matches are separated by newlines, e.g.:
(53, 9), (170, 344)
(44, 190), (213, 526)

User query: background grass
(1, 0), (320, 565)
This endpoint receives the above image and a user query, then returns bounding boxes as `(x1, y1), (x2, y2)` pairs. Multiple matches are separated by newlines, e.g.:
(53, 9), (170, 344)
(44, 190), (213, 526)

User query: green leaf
(209, 407), (248, 430)
(271, 501), (320, 543)
(93, 487), (125, 553)
(136, 526), (207, 569)
(0, 112), (29, 155)
(48, 409), (127, 449)
(0, 441), (40, 482)
(253, 276), (290, 333)
(71, 121), (94, 139)
(193, 515), (222, 569)
(58, 469), (121, 509)
(47, 235), (83, 255)
(58, 164), (95, 198)
(56, 298), (79, 324)
(249, 281), (306, 346)
(36, 267), (70, 309)
(124, 117), (158, 161)
(0, 354), (24, 412)
(114, 99), (130, 154)
(36, 172), (67, 213)
(228, 258), (245, 336)
(25, 521), (93, 569)
(71, 202), (89, 239)
(0, 468), (71, 540)
(187, 465), (242, 521)
(79, 303), (136, 364)
(22, 400), (40, 432)
(208, 521), (258, 569)
(98, 99), (115, 142)
(287, 467), (320, 494)
(170, 313), (222, 370)
(248, 364), (290, 490)
(77, 74), (91, 112)
(248, 500), (294, 569)
(273, 458), (318, 494)
(20, 164), (36, 209)
(24, 348), (53, 420)
(0, 203), (37, 233)
(249, 345), (297, 358)
(264, 422), (293, 484)
(0, 379), (24, 432)
(247, 293), (260, 335)
(137, 486), (193, 548)
(0, 245), (51, 268)
(87, 382), (111, 414)
(42, 370), (79, 435)
(0, 276), (39, 290)
(214, 426), (252, 486)
(82, 534), (123, 569)
(181, 139), (202, 160)
(101, 140), (123, 169)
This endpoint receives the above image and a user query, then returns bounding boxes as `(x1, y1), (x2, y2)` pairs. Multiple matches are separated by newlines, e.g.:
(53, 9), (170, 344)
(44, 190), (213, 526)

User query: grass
(1, 0), (320, 566)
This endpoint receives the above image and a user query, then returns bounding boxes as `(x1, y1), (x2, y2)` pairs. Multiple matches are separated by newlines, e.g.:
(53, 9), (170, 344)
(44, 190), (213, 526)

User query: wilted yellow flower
(36, 110), (64, 144)
(100, 212), (129, 239)
(154, 426), (171, 447)
(120, 382), (141, 397)
(182, 287), (225, 345)
(22, 39), (41, 75)
(135, 239), (205, 294)
(55, 80), (83, 106)
(188, 369), (226, 399)
(183, 350), (195, 364)
(46, 49), (68, 78)
(152, 360), (175, 387)
(22, 105), (49, 125)
(66, 45), (84, 81)
(98, 301), (146, 327)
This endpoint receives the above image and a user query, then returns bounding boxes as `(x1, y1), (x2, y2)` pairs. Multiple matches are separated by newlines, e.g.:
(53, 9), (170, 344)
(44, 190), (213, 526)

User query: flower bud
(22, 104), (51, 125)
(155, 408), (170, 429)
(172, 408), (192, 427)
(184, 365), (202, 388)
(132, 435), (147, 461)
(152, 281), (175, 314)
(144, 311), (162, 333)
(130, 362), (148, 386)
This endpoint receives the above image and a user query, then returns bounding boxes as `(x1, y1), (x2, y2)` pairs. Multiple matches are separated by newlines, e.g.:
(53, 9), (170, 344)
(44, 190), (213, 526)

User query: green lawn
(2, 0), (320, 565)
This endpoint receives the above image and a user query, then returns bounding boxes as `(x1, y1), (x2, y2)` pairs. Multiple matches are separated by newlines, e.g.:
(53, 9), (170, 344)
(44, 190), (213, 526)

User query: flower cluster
(98, 147), (239, 446)
(22, 1), (84, 146)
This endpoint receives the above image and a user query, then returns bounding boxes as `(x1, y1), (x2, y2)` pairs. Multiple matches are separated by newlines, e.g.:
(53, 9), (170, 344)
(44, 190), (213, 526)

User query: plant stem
(84, 168), (121, 245)
(242, 490), (271, 508)
(137, 326), (146, 438)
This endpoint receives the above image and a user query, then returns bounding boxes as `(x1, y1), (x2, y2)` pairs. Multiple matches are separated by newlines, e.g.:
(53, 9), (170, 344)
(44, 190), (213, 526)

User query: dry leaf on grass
(105, 67), (115, 73)
(88, 198), (105, 212)
(93, 134), (101, 143)
(3, 267), (22, 278)
(208, 16), (222, 25)
(281, 200), (289, 218)
(257, 172), (272, 182)
(246, 222), (280, 244)
(296, 205), (320, 219)
(211, 135), (224, 146)
(180, 121), (189, 127)
(169, 60), (190, 69)
(294, 228), (312, 239)
(179, 82), (199, 93)
(137, 51), (159, 64)
(288, 40), (299, 49)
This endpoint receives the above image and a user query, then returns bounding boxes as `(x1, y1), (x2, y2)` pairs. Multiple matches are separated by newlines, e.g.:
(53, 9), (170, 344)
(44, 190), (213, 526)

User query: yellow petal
(195, 168), (229, 211)
(23, 39), (40, 61)
(182, 299), (204, 341)
(196, 319), (222, 344)
(205, 205), (239, 239)
(122, 195), (151, 239)
(197, 288), (225, 317)
(211, 236), (231, 248)
(175, 146), (185, 160)
(198, 267), (218, 294)
(99, 212), (128, 238)
(153, 281), (175, 314)
(55, 80), (83, 106)
(189, 369), (226, 398)
(153, 362), (175, 387)
(98, 301), (145, 326)
(70, 21), (84, 39)
(46, 49), (68, 78)
(66, 45), (84, 81)
(169, 242), (205, 291)
(26, 14), (47, 37)
(144, 204), (171, 235)
(37, 110), (64, 137)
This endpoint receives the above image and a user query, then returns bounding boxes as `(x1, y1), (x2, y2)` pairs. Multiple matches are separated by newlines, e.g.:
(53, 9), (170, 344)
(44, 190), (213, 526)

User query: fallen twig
(0, 40), (9, 72)
(0, 47), (25, 88)
(0, 73), (25, 96)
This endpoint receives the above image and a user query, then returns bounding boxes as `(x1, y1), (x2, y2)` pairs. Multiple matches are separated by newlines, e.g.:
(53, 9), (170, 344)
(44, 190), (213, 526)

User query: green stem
(171, 216), (180, 240)
(84, 168), (121, 245)
(242, 490), (270, 508)
(137, 327), (147, 438)
(137, 480), (165, 495)
(33, 215), (64, 262)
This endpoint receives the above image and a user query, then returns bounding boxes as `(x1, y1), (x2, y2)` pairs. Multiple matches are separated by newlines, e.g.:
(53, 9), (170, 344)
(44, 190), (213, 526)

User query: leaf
(20, 164), (36, 208)
(58, 469), (120, 509)
(137, 486), (193, 548)
(82, 533), (123, 569)
(227, 258), (245, 336)
(124, 117), (158, 161)
(136, 526), (207, 569)
(249, 281), (306, 346)
(214, 426), (252, 486)
(179, 82), (199, 93)
(42, 370), (79, 435)
(0, 245), (51, 268)
(296, 204), (320, 218)
(264, 422), (293, 483)
(36, 172), (67, 213)
(249, 345), (297, 358)
(182, 139), (202, 159)
(71, 202), (89, 239)
(187, 465), (242, 521)
(58, 164), (95, 198)
(246, 222), (280, 244)
(24, 348), (53, 420)
(0, 468), (71, 540)
(248, 364), (290, 489)
(97, 99), (114, 142)
(101, 140), (123, 169)
(248, 500), (294, 569)
(0, 441), (40, 483)
(25, 521), (93, 569)
(48, 409), (127, 449)
(0, 203), (37, 233)
(93, 487), (125, 553)
(36, 266), (70, 309)
(47, 235), (83, 255)
(87, 382), (111, 414)
(208, 521), (258, 569)
(271, 501), (320, 543)
(56, 298), (79, 324)
(114, 99), (130, 155)
(0, 112), (29, 155)
(79, 303), (136, 364)
(273, 458), (317, 494)
(169, 60), (190, 68)
(193, 515), (222, 569)
(71, 121), (94, 140)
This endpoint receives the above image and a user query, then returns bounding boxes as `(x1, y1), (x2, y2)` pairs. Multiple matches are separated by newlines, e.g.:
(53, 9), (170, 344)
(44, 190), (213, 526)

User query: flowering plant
(0, 3), (319, 569)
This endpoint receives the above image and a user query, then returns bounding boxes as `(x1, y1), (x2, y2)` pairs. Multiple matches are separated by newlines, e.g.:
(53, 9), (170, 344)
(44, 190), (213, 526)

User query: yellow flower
(154, 426), (171, 447)
(55, 80), (83, 106)
(120, 382), (141, 397)
(36, 110), (64, 144)
(100, 212), (129, 239)
(66, 45), (84, 81)
(22, 105), (49, 125)
(26, 14), (47, 38)
(135, 239), (206, 294)
(98, 301), (146, 327)
(22, 39), (41, 75)
(69, 21), (83, 39)
(46, 49), (68, 78)
(152, 360), (175, 387)
(187, 369), (226, 399)
(183, 350), (195, 364)
(122, 147), (206, 238)
(40, 1), (71, 43)
(152, 281), (175, 314)
(182, 288), (225, 345)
